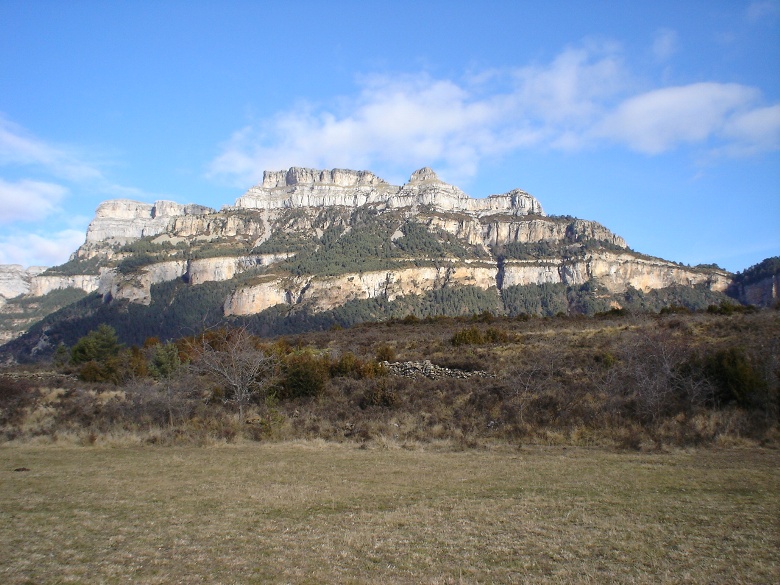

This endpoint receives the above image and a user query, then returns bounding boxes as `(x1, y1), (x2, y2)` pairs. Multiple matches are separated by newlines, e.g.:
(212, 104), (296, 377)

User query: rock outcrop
(729, 274), (779, 307)
(28, 273), (103, 297)
(85, 199), (215, 244)
(0, 265), (47, 301)
(235, 167), (544, 217)
(223, 253), (731, 317)
(501, 253), (731, 292)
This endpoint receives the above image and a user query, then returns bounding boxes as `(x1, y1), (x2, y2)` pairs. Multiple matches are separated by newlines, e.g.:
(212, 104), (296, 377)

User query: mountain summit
(0, 167), (746, 357)
(233, 167), (544, 217)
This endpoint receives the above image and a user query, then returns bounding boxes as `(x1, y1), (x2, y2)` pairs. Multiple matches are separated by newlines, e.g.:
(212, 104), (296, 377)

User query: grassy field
(1, 443), (777, 584)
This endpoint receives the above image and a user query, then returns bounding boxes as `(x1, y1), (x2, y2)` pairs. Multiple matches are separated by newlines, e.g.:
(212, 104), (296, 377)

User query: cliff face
(501, 254), (731, 292)
(0, 265), (47, 302)
(0, 166), (749, 348)
(85, 199), (215, 244)
(235, 167), (544, 217)
(730, 274), (780, 307)
(225, 264), (500, 316)
(222, 253), (731, 317)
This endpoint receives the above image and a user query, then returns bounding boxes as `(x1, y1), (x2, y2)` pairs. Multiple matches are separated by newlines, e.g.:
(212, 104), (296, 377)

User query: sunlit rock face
(0, 265), (47, 301)
(85, 200), (215, 243)
(1, 164), (742, 336)
(234, 167), (544, 217)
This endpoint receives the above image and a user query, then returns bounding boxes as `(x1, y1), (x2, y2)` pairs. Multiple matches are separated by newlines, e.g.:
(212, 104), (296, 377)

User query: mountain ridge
(1, 166), (773, 359)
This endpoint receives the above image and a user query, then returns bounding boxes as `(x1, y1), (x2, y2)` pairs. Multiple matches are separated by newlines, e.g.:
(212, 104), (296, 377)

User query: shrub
(359, 380), (398, 409)
(375, 344), (395, 363)
(280, 351), (329, 399)
(451, 327), (484, 346)
(0, 378), (35, 426)
(484, 327), (510, 343)
(703, 348), (767, 408)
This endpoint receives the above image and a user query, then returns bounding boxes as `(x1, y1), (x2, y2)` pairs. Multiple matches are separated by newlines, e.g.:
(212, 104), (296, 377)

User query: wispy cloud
(0, 115), (162, 267)
(720, 104), (780, 155)
(0, 115), (103, 182)
(0, 115), (169, 221)
(652, 28), (679, 61)
(0, 178), (69, 223)
(209, 43), (779, 186)
(596, 83), (762, 154)
(0, 229), (85, 267)
(746, 1), (779, 22)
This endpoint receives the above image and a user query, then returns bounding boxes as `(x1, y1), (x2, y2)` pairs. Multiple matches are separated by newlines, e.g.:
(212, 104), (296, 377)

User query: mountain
(0, 166), (766, 360)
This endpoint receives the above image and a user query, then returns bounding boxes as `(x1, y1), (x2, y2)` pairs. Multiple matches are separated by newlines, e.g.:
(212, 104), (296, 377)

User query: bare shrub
(359, 380), (398, 409)
(0, 377), (36, 428)
(188, 327), (278, 421)
(617, 330), (699, 425)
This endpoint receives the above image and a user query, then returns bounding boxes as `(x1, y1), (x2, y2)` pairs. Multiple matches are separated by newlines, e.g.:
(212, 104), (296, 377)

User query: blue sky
(1, 0), (778, 273)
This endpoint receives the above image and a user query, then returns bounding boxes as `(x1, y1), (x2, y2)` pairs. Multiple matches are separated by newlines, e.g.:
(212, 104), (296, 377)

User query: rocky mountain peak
(408, 167), (441, 183)
(261, 167), (388, 189)
(236, 166), (545, 217)
(85, 199), (215, 243)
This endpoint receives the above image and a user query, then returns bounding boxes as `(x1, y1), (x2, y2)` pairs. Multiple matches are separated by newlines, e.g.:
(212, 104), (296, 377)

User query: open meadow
(1, 442), (777, 584)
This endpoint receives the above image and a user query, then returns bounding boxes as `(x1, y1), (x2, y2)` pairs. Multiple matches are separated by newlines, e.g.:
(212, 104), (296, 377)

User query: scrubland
(2, 307), (778, 449)
(1, 308), (778, 582)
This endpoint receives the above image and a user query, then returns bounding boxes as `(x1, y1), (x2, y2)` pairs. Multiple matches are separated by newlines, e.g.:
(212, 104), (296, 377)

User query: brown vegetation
(1, 444), (777, 584)
(1, 308), (777, 448)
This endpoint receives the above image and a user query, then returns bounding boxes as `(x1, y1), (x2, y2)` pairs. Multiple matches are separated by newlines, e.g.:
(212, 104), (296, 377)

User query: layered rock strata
(0, 265), (47, 301)
(235, 167), (544, 217)
(1, 166), (740, 334)
(86, 199), (215, 244)
(223, 254), (731, 317)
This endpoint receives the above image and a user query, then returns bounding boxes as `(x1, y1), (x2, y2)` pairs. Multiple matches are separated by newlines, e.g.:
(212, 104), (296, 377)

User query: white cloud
(0, 178), (68, 223)
(721, 104), (780, 155)
(209, 74), (519, 186)
(0, 229), (85, 267)
(209, 47), (627, 186)
(652, 29), (678, 61)
(511, 44), (627, 124)
(209, 45), (780, 185)
(596, 83), (761, 154)
(0, 115), (102, 182)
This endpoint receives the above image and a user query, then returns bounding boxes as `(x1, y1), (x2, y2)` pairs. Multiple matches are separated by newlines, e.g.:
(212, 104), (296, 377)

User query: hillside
(0, 166), (764, 360)
(1, 308), (777, 449)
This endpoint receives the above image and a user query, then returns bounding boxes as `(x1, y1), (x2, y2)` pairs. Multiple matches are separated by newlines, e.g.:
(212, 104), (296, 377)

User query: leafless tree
(618, 329), (708, 424)
(189, 327), (278, 421)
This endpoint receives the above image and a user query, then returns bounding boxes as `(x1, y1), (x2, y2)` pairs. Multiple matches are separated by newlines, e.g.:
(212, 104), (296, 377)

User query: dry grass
(1, 443), (778, 584)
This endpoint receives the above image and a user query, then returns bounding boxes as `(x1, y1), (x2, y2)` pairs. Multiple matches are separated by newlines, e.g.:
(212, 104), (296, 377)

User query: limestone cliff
(223, 253), (730, 317)
(234, 167), (544, 217)
(501, 253), (731, 292)
(29, 273), (102, 297)
(0, 166), (749, 349)
(0, 265), (47, 302)
(85, 199), (215, 244)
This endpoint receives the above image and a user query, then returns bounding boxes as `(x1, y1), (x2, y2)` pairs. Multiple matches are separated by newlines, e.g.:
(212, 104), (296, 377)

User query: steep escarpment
(0, 166), (748, 355)
(85, 199), (215, 244)
(727, 257), (780, 307)
(235, 167), (544, 216)
(0, 265), (47, 303)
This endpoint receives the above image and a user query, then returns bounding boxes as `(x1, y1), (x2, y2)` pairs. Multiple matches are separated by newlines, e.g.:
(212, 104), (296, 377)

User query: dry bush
(0, 377), (36, 428)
